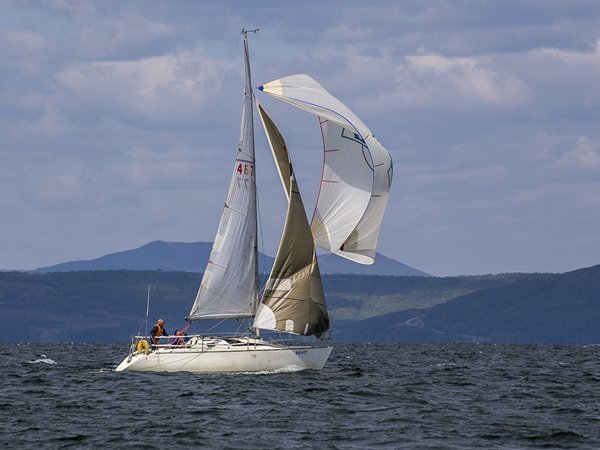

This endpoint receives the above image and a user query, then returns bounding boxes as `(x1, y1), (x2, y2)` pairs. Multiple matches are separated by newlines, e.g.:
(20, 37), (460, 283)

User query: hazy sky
(1, 0), (599, 276)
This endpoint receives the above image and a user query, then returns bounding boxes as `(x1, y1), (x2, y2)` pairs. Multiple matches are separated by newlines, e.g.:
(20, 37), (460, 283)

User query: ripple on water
(0, 343), (599, 448)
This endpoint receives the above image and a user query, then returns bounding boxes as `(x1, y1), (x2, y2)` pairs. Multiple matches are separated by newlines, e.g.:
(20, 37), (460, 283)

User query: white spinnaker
(259, 74), (392, 264)
(188, 36), (258, 320)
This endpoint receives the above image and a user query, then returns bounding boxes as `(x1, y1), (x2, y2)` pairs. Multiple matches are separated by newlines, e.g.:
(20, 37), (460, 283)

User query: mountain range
(34, 240), (429, 277)
(2, 264), (599, 344)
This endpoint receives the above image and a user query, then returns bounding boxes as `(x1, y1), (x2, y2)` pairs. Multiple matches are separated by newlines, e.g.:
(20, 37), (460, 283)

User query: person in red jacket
(150, 319), (169, 347)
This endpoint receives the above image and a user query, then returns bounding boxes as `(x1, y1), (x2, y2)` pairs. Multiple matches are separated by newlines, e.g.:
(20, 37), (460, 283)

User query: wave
(27, 358), (58, 365)
(240, 364), (305, 375)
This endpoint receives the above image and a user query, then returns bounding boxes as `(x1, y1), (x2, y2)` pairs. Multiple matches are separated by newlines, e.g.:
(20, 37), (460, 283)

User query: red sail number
(237, 163), (254, 176)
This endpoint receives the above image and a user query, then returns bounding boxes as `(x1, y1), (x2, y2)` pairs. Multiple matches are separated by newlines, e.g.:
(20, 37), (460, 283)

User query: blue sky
(1, 0), (599, 276)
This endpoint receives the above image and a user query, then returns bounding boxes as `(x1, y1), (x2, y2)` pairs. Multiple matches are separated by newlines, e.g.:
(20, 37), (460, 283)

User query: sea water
(1, 343), (599, 448)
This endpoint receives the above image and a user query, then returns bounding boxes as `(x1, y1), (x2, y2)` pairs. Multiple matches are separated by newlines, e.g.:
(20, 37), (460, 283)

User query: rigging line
(235, 318), (252, 335)
(316, 251), (335, 262)
(137, 283), (152, 336)
(253, 85), (270, 289)
(258, 271), (270, 299)
(256, 184), (270, 284)
(168, 36), (241, 243)
(207, 318), (228, 332)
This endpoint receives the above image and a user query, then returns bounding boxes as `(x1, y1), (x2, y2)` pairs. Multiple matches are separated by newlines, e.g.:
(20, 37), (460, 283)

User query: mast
(241, 28), (260, 317)
(145, 284), (150, 335)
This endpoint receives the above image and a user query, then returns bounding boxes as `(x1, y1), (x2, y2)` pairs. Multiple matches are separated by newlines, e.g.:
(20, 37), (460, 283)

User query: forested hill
(335, 265), (600, 344)
(2, 266), (599, 344)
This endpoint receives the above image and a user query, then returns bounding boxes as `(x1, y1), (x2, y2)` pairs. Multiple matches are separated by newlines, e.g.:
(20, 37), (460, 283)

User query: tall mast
(241, 28), (260, 316)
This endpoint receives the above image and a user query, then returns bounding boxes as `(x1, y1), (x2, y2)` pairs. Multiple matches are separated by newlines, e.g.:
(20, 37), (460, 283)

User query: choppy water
(1, 344), (600, 449)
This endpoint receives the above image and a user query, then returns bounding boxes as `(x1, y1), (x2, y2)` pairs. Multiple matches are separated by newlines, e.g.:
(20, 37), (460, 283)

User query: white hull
(115, 337), (333, 373)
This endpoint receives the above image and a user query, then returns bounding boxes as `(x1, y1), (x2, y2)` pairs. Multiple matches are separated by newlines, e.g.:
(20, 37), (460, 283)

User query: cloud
(55, 49), (235, 124)
(41, 1), (177, 59)
(404, 53), (529, 109)
(1, 0), (600, 275)
(0, 28), (51, 73)
(556, 136), (600, 172)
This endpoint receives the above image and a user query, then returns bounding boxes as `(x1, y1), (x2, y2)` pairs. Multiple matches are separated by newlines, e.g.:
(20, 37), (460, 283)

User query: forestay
(253, 103), (329, 336)
(259, 74), (393, 264)
(188, 37), (258, 320)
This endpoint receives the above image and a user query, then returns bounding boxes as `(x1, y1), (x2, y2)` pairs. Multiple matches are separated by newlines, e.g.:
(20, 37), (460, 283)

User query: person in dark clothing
(150, 318), (169, 347)
(172, 329), (187, 346)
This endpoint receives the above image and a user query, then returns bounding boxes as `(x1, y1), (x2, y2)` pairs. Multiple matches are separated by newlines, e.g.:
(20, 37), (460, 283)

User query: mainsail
(188, 34), (258, 320)
(253, 103), (329, 336)
(259, 74), (393, 264)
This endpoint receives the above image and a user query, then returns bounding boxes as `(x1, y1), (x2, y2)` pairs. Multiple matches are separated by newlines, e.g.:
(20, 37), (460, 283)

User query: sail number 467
(237, 163), (254, 176)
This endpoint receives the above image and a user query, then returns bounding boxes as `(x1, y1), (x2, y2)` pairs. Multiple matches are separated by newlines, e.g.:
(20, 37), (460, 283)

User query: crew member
(172, 329), (186, 346)
(150, 318), (169, 347)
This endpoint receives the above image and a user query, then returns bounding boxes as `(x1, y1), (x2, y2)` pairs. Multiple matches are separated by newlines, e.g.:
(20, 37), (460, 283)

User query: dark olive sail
(253, 104), (329, 336)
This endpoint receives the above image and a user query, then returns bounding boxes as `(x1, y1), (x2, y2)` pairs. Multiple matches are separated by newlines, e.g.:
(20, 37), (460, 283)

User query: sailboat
(115, 30), (392, 373)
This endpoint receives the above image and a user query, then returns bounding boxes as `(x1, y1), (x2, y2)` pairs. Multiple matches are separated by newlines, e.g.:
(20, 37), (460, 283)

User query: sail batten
(225, 204), (248, 216)
(259, 74), (393, 265)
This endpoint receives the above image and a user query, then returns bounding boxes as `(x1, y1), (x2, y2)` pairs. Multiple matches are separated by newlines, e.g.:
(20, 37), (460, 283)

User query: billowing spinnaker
(259, 74), (371, 136)
(311, 120), (374, 264)
(188, 36), (258, 320)
(253, 104), (329, 336)
(259, 74), (392, 264)
(336, 134), (392, 263)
